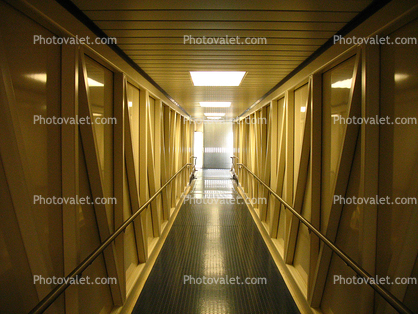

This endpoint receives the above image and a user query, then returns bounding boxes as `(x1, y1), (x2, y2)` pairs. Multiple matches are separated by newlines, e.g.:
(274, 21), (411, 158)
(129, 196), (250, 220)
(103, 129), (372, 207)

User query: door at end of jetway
(203, 122), (233, 169)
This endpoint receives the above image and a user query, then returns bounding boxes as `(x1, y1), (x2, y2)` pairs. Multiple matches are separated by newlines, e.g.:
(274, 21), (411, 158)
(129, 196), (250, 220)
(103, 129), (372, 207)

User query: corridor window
(85, 56), (114, 223)
(378, 18), (418, 313)
(321, 56), (356, 232)
(294, 83), (309, 190)
(127, 83), (140, 183)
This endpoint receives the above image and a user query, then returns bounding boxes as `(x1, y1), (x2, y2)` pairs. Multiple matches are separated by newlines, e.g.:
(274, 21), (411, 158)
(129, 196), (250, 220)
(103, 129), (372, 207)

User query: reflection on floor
(132, 169), (300, 314)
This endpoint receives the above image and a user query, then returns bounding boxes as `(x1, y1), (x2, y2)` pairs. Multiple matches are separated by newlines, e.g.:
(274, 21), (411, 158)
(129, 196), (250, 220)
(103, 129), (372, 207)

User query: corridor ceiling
(71, 0), (374, 119)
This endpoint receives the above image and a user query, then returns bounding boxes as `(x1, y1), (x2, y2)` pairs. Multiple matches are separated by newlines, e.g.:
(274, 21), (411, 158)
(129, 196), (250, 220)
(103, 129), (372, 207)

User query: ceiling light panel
(200, 102), (231, 107)
(190, 71), (246, 86)
(204, 113), (226, 117)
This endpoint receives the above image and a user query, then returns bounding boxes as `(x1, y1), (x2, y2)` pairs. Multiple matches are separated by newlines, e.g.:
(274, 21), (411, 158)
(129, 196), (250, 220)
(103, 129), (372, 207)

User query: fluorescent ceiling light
(88, 78), (104, 87)
(300, 106), (306, 113)
(200, 102), (231, 107)
(331, 78), (352, 89)
(190, 71), (246, 86)
(128, 101), (133, 108)
(207, 117), (222, 120)
(204, 113), (226, 117)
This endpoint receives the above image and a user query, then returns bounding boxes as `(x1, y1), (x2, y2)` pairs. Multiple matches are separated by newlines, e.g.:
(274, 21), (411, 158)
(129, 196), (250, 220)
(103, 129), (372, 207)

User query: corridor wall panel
(0, 2), (194, 313)
(377, 17), (418, 314)
(234, 12), (418, 314)
(0, 2), (63, 313)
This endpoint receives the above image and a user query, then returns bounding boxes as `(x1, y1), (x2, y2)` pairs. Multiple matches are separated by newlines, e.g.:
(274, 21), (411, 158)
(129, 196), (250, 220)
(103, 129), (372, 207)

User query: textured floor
(132, 169), (300, 314)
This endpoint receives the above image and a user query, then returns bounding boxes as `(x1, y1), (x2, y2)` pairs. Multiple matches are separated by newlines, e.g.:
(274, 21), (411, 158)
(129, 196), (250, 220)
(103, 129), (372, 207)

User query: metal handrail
(190, 155), (197, 165)
(29, 163), (192, 314)
(230, 156), (239, 182)
(189, 156), (197, 179)
(230, 156), (239, 167)
(236, 162), (413, 314)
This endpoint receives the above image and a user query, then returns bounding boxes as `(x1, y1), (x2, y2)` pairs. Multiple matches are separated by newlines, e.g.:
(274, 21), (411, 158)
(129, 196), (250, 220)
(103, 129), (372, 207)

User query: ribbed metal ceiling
(71, 0), (373, 119)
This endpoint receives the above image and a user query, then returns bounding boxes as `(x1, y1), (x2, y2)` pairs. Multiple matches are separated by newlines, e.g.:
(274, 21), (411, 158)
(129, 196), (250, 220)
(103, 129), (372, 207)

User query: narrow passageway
(132, 169), (300, 314)
(3, 1), (418, 313)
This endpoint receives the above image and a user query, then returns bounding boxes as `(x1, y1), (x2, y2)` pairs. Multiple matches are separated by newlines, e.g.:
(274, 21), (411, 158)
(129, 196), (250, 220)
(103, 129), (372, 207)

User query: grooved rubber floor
(132, 169), (300, 314)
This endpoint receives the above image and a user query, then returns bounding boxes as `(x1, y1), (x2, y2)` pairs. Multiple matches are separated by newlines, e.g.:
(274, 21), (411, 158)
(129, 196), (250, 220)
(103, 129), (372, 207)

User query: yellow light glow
(331, 78), (352, 89)
(88, 78), (104, 87)
(24, 73), (47, 83)
(394, 73), (409, 82)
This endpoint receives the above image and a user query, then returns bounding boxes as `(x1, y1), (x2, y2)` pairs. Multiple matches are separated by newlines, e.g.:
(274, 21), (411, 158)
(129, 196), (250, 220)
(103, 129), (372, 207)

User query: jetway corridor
(1, 0), (418, 314)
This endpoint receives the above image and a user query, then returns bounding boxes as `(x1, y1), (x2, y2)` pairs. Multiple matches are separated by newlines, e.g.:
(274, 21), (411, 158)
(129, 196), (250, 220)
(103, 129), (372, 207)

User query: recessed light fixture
(204, 113), (226, 117)
(300, 107), (306, 113)
(207, 117), (222, 120)
(190, 71), (246, 86)
(200, 102), (231, 108)
(331, 78), (352, 89)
